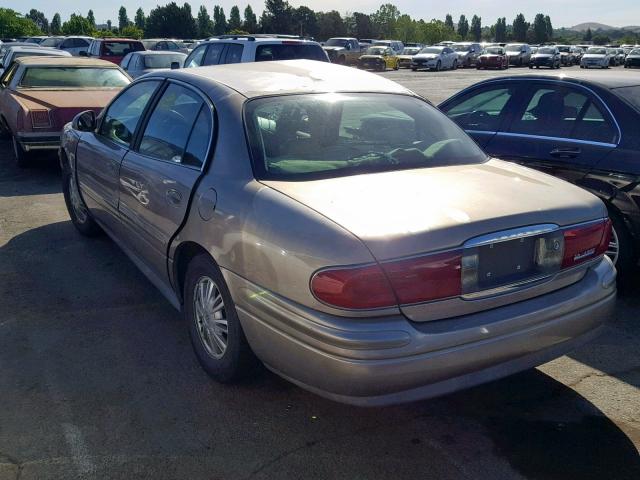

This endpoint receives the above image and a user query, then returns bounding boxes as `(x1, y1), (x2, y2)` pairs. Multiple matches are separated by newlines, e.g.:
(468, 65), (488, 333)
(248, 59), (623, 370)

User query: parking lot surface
(1, 66), (639, 480)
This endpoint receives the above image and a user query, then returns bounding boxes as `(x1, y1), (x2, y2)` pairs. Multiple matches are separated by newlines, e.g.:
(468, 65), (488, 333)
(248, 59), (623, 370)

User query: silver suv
(183, 35), (328, 68)
(452, 42), (482, 67)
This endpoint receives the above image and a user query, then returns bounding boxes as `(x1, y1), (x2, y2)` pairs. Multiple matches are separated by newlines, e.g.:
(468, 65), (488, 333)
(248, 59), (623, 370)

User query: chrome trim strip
(466, 129), (496, 135)
(464, 224), (559, 248)
(496, 132), (617, 148)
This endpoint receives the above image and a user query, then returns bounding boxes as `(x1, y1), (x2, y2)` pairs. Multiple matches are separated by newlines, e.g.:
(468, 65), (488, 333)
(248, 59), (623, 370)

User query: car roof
(158, 59), (412, 98)
(204, 36), (319, 44)
(15, 56), (119, 67)
(96, 38), (142, 43)
(8, 47), (70, 55)
(476, 72), (640, 90)
(134, 51), (186, 56)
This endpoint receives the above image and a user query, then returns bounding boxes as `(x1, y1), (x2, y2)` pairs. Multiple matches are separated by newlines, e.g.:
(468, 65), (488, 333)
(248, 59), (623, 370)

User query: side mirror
(79, 51), (88, 57)
(72, 110), (96, 132)
(170, 61), (180, 70)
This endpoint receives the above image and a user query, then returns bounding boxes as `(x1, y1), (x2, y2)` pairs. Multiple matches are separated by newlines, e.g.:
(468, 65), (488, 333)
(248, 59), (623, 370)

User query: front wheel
(62, 167), (102, 236)
(435, 60), (441, 72)
(184, 255), (259, 383)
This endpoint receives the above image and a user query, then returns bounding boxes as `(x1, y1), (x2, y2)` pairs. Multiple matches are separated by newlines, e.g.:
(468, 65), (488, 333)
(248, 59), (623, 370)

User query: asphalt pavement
(0, 65), (638, 479)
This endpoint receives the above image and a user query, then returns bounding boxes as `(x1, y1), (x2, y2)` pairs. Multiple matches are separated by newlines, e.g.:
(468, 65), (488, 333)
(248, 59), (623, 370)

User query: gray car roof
(487, 72), (640, 89)
(160, 60), (413, 98)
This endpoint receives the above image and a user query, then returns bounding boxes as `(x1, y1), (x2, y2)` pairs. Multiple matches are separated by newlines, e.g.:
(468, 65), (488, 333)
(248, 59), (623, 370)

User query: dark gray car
(59, 60), (616, 406)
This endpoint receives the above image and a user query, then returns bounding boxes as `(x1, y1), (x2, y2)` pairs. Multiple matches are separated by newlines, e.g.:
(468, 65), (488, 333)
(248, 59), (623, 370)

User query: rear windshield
(19, 67), (130, 88)
(40, 38), (64, 47)
(102, 42), (143, 57)
(144, 54), (185, 68)
(506, 45), (522, 52)
(244, 93), (486, 181)
(614, 86), (640, 112)
(537, 48), (555, 54)
(485, 47), (504, 54)
(453, 45), (471, 52)
(254, 44), (327, 62)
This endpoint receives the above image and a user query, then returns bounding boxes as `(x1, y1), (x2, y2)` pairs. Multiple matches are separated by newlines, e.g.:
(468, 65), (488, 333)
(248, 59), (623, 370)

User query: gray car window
(138, 84), (203, 163)
(185, 45), (206, 68)
(183, 106), (213, 168)
(100, 81), (160, 147)
(445, 87), (514, 131)
(222, 44), (243, 64)
(203, 43), (225, 65)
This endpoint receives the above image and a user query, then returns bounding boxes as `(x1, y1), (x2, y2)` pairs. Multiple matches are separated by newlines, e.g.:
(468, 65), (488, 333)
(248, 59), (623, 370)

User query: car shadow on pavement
(1, 220), (639, 479)
(0, 141), (62, 197)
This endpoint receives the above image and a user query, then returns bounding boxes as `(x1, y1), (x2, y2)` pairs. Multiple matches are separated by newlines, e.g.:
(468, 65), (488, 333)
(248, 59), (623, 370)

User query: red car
(0, 56), (130, 166)
(83, 38), (145, 65)
(476, 46), (509, 70)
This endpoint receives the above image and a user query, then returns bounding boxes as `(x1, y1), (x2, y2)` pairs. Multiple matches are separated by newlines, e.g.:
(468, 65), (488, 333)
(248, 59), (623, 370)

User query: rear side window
(255, 44), (327, 62)
(138, 84), (204, 164)
(185, 45), (206, 68)
(444, 87), (515, 131)
(222, 44), (243, 64)
(102, 42), (142, 57)
(183, 107), (213, 168)
(614, 86), (640, 111)
(19, 67), (130, 88)
(203, 43), (225, 65)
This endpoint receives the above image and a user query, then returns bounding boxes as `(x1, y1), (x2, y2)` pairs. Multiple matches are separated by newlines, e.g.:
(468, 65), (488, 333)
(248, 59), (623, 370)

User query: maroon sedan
(0, 56), (130, 166)
(476, 46), (509, 70)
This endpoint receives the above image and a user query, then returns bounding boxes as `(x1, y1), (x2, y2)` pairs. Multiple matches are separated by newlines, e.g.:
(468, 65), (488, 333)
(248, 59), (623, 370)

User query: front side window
(144, 54), (185, 69)
(444, 86), (515, 131)
(244, 93), (486, 181)
(138, 84), (204, 163)
(185, 45), (206, 68)
(254, 44), (327, 62)
(100, 80), (160, 146)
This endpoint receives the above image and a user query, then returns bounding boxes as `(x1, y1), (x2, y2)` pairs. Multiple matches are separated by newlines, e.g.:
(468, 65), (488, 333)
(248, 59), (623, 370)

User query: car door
(76, 80), (162, 232)
(485, 82), (618, 184)
(439, 82), (523, 148)
(117, 81), (214, 279)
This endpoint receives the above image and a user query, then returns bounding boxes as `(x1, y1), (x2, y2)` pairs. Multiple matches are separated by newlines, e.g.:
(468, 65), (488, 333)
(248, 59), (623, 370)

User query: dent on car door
(440, 83), (521, 148)
(487, 84), (618, 184)
(118, 82), (213, 280)
(75, 80), (161, 231)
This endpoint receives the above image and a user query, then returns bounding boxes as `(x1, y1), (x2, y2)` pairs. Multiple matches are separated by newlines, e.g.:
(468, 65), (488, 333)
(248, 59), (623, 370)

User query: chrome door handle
(166, 189), (182, 205)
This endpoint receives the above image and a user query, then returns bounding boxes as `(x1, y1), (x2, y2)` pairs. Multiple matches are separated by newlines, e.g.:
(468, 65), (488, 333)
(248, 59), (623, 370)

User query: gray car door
(117, 81), (213, 279)
(76, 80), (161, 231)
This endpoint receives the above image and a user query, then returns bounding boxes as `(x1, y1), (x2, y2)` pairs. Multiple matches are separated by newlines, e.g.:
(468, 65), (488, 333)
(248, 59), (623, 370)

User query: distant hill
(570, 22), (640, 32)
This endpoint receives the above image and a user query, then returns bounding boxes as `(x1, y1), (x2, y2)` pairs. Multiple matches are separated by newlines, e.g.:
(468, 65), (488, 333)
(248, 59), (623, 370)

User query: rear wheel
(184, 255), (259, 382)
(62, 167), (102, 236)
(435, 60), (441, 72)
(607, 209), (636, 276)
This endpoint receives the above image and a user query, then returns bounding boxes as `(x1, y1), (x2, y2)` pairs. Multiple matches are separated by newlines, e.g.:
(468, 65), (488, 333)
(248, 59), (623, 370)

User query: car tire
(12, 134), (31, 168)
(607, 209), (636, 277)
(184, 254), (259, 383)
(394, 62), (399, 70)
(62, 167), (102, 236)
(435, 60), (441, 72)
(452, 60), (458, 70)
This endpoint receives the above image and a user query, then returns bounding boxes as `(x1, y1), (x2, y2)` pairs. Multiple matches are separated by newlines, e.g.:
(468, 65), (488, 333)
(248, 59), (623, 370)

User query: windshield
(40, 38), (64, 47)
(538, 48), (555, 54)
(142, 41), (158, 49)
(615, 86), (640, 112)
(19, 67), (130, 88)
(401, 47), (420, 55)
(453, 45), (471, 52)
(587, 48), (607, 54)
(506, 45), (522, 52)
(484, 47), (504, 55)
(630, 49), (640, 55)
(558, 46), (570, 52)
(325, 39), (348, 47)
(244, 93), (486, 181)
(419, 47), (443, 54)
(255, 44), (327, 62)
(144, 54), (185, 68)
(366, 47), (387, 55)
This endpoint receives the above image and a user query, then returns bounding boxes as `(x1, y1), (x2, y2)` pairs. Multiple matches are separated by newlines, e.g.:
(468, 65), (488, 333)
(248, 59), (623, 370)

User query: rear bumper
(16, 132), (61, 151)
(227, 257), (616, 406)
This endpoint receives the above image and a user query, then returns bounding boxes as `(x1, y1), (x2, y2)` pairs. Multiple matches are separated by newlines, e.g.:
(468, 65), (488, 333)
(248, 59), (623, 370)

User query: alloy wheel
(607, 226), (620, 265)
(193, 276), (228, 359)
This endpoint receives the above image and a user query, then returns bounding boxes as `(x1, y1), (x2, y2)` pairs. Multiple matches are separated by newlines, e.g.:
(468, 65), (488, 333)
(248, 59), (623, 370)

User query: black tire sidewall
(62, 169), (101, 236)
(184, 255), (256, 383)
(608, 209), (636, 275)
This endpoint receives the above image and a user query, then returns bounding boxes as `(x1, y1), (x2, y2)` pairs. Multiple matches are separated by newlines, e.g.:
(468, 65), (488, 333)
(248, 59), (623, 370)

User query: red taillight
(311, 264), (396, 309)
(562, 220), (611, 268)
(382, 251), (462, 304)
(30, 109), (51, 128)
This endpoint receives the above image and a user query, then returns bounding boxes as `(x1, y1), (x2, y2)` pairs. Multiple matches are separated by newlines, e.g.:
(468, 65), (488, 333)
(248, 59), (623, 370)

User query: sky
(5, 0), (640, 29)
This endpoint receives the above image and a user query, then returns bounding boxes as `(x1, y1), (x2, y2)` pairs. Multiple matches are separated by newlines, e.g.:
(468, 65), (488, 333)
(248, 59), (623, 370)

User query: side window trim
(131, 79), (216, 171)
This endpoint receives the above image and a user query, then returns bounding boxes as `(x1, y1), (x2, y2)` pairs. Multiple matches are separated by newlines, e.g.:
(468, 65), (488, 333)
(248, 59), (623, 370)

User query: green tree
(293, 6), (317, 37)
(145, 2), (196, 38)
(457, 14), (469, 40)
(118, 7), (129, 31)
(180, 3), (197, 38)
(512, 13), (528, 42)
(532, 13), (548, 43)
(418, 20), (450, 45)
(371, 3), (400, 38)
(243, 5), (257, 33)
(261, 0), (294, 34)
(62, 14), (93, 35)
(494, 17), (507, 42)
(228, 5), (242, 31)
(134, 8), (145, 30)
(26, 9), (48, 33)
(348, 12), (377, 39)
(316, 10), (345, 40)
(197, 5), (212, 38)
(444, 14), (453, 31)
(395, 14), (415, 43)
(50, 13), (62, 35)
(212, 6), (227, 35)
(470, 15), (481, 41)
(0, 8), (40, 37)
(120, 25), (143, 39)
(87, 10), (96, 28)
(584, 27), (592, 42)
(593, 34), (610, 45)
(544, 15), (553, 41)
